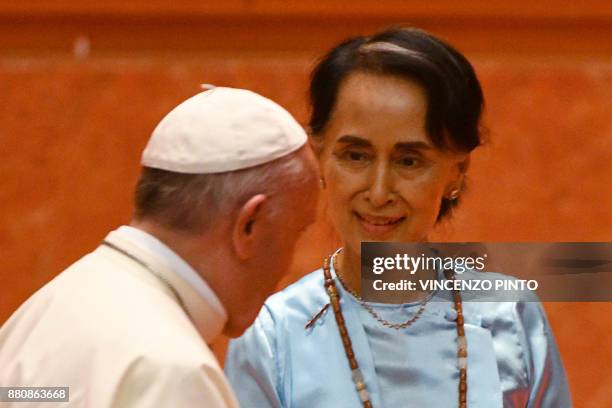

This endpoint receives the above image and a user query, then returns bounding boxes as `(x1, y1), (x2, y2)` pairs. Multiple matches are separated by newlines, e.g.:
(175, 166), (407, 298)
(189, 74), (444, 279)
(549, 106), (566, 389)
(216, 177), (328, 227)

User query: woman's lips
(354, 211), (405, 236)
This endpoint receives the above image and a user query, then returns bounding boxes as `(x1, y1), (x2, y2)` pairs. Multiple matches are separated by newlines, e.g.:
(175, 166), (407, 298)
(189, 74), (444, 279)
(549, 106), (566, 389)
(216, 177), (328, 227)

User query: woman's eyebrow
(336, 135), (372, 148)
(394, 141), (432, 152)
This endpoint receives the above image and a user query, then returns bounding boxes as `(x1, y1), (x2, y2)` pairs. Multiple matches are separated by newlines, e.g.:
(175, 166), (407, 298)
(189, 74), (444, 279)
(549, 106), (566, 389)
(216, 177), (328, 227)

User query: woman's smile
(353, 211), (406, 237)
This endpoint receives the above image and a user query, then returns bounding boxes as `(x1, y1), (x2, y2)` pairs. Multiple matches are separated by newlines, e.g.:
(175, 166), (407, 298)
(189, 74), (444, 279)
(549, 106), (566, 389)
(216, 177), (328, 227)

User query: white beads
(351, 368), (370, 403)
(458, 357), (468, 370)
(358, 388), (370, 402)
(352, 368), (364, 384)
(457, 335), (467, 350)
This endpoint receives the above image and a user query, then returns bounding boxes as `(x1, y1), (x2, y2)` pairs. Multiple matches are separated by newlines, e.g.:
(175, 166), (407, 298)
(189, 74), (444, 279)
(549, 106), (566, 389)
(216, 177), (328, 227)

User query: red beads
(449, 270), (468, 407)
(323, 256), (469, 407)
(323, 257), (372, 408)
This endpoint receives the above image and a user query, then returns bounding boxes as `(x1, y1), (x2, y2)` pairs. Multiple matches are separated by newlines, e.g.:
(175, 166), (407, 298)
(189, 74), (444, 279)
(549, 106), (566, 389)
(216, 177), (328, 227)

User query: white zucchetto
(141, 87), (307, 174)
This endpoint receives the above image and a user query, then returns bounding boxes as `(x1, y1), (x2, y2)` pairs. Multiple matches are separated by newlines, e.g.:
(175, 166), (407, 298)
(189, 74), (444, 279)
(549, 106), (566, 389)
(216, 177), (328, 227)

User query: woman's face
(318, 72), (467, 255)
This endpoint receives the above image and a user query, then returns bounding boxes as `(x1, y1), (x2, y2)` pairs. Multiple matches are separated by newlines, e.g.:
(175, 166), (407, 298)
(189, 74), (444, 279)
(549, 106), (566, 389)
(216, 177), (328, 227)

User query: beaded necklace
(322, 253), (468, 408)
(333, 250), (428, 330)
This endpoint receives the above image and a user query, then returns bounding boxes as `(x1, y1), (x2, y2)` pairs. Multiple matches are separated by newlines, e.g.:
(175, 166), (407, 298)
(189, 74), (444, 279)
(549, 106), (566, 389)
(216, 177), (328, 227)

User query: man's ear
(232, 194), (267, 260)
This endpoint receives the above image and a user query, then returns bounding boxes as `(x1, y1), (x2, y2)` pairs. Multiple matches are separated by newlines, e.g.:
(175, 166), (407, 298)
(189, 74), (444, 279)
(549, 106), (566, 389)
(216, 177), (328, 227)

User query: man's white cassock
(0, 226), (239, 407)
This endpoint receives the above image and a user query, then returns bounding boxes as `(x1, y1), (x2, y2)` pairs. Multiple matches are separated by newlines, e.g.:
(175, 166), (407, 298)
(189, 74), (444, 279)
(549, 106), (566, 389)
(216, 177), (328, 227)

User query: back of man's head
(131, 87), (320, 336)
(134, 149), (312, 234)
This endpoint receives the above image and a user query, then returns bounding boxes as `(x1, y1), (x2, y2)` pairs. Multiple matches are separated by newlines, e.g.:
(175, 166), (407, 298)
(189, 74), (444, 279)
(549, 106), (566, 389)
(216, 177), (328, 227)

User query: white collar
(103, 225), (228, 343)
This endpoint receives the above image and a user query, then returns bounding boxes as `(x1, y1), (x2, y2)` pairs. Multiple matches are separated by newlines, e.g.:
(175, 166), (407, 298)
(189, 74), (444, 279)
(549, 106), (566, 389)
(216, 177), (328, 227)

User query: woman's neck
(336, 244), (435, 303)
(336, 246), (362, 295)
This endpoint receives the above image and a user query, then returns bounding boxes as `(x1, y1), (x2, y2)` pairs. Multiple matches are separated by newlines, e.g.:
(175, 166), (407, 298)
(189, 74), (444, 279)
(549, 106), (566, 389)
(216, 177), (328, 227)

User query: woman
(225, 28), (571, 407)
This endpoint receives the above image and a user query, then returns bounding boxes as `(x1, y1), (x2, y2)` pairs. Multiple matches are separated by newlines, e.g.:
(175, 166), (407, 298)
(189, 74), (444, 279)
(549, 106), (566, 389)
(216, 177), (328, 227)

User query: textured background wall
(1, 1), (611, 406)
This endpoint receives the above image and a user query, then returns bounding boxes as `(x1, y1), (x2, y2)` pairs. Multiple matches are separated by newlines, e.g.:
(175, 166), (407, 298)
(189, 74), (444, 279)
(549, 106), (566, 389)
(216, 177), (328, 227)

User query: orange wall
(1, 2), (611, 406)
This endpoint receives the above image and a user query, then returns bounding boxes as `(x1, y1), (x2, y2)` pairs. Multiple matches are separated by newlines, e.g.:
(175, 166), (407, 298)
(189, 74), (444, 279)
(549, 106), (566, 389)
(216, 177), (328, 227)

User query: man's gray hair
(134, 151), (312, 233)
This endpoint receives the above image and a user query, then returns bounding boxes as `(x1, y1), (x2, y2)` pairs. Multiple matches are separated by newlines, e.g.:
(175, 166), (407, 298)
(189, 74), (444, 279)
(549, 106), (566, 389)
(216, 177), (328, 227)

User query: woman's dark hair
(309, 27), (485, 220)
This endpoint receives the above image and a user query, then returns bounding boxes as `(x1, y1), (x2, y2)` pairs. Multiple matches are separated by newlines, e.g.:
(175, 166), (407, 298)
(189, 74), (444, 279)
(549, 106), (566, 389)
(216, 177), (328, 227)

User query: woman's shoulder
(263, 268), (329, 320)
(455, 270), (548, 331)
(455, 269), (541, 302)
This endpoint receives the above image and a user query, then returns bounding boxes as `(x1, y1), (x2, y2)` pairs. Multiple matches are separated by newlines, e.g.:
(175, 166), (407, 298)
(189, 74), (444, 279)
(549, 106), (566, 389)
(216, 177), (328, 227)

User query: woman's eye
(341, 150), (369, 162)
(349, 151), (367, 161)
(396, 156), (419, 167)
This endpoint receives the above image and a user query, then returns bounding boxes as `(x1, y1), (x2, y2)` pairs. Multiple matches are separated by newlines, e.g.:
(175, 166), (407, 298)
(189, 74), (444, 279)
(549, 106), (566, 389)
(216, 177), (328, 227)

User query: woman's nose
(365, 164), (396, 208)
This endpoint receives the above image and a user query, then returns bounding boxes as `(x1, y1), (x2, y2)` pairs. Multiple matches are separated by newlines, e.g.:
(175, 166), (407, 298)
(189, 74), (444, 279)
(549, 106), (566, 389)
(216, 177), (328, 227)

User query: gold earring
(448, 189), (460, 200)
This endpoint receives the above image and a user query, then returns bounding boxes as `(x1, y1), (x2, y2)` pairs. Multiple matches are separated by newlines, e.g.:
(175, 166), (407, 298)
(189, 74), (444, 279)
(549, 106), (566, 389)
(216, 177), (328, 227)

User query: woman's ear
(308, 137), (324, 159)
(445, 155), (470, 200)
(232, 194), (267, 260)
(458, 155), (470, 173)
(307, 136), (328, 189)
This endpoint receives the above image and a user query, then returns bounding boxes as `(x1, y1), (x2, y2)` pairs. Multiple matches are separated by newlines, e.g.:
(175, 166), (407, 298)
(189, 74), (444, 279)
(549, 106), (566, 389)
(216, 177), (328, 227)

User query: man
(0, 87), (319, 407)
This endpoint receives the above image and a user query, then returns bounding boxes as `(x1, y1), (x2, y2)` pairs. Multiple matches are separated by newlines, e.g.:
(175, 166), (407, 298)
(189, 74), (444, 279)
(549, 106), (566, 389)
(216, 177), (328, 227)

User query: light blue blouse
(225, 261), (572, 407)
